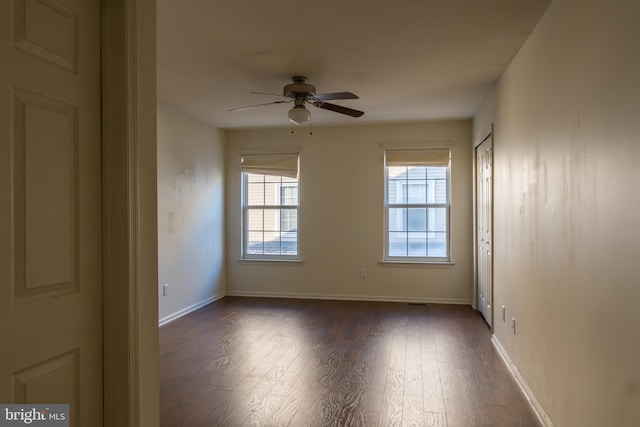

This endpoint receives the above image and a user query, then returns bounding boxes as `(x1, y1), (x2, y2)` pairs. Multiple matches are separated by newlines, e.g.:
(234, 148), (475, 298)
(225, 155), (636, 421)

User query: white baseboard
(158, 293), (225, 326)
(226, 290), (471, 305)
(491, 335), (554, 427)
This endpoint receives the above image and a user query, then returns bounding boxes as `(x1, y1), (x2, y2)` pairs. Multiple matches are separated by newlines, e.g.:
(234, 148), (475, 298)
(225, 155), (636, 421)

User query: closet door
(476, 135), (493, 326)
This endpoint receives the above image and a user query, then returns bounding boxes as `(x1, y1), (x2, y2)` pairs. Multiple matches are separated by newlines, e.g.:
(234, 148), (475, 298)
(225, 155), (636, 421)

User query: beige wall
(474, 0), (640, 425)
(225, 120), (473, 303)
(157, 105), (226, 322)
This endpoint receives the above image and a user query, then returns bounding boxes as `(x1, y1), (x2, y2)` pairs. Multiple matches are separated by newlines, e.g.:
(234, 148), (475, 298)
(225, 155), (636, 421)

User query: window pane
(389, 208), (406, 232)
(387, 166), (407, 179)
(407, 182), (426, 204)
(427, 167), (446, 179)
(426, 167), (447, 204)
(435, 178), (447, 203)
(407, 208), (426, 231)
(389, 232), (407, 256)
(408, 232), (427, 257)
(407, 166), (426, 180)
(263, 209), (280, 232)
(247, 231), (264, 254)
(247, 209), (263, 231)
(247, 173), (264, 183)
(247, 183), (265, 205)
(427, 232), (447, 257)
(281, 232), (297, 255)
(427, 178), (447, 203)
(264, 174), (281, 183)
(281, 209), (297, 232)
(387, 180), (404, 204)
(428, 208), (447, 232)
(281, 185), (298, 205)
(263, 231), (280, 254)
(264, 182), (279, 205)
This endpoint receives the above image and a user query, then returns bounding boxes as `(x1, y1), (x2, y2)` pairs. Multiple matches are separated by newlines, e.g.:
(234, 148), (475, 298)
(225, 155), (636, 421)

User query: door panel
(0, 0), (102, 425)
(476, 136), (493, 326)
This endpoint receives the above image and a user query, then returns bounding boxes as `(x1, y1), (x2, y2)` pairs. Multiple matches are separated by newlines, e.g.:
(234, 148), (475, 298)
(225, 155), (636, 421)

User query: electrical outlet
(511, 317), (516, 335)
(502, 305), (506, 322)
(163, 283), (169, 297)
(360, 268), (368, 279)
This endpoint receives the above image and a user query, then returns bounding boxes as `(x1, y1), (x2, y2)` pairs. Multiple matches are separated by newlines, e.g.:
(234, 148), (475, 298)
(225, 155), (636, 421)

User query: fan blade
(229, 100), (289, 112)
(250, 91), (287, 98)
(312, 101), (364, 117)
(312, 92), (359, 101)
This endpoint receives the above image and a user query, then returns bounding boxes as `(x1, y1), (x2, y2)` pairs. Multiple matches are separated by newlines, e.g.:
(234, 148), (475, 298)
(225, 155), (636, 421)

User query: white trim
(379, 141), (455, 149)
(383, 156), (451, 262)
(226, 290), (471, 305)
(241, 166), (301, 260)
(101, 0), (158, 425)
(473, 127), (493, 323)
(158, 294), (225, 327)
(237, 259), (304, 264)
(239, 147), (303, 155)
(379, 260), (455, 267)
(491, 335), (554, 427)
(473, 127), (493, 149)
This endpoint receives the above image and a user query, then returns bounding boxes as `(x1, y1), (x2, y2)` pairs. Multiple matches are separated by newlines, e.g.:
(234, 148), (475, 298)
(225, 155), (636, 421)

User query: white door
(0, 0), (103, 426)
(476, 135), (493, 326)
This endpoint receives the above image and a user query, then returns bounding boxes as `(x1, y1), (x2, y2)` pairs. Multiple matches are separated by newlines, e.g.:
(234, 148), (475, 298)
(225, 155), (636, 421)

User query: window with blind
(241, 153), (300, 259)
(384, 149), (451, 262)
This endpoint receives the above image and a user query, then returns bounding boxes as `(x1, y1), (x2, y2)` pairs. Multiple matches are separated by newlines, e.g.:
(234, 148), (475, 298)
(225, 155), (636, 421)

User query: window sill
(379, 260), (455, 268)
(237, 258), (304, 265)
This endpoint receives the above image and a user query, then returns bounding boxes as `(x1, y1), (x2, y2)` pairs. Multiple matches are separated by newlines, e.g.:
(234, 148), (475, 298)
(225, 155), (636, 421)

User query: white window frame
(383, 150), (451, 263)
(241, 154), (300, 261)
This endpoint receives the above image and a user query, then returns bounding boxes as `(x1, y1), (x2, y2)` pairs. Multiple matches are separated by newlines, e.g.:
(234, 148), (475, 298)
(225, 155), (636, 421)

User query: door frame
(101, 0), (159, 426)
(472, 124), (494, 328)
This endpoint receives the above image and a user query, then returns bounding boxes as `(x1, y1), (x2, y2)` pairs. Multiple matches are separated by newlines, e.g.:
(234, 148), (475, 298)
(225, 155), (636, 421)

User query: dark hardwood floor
(160, 297), (540, 426)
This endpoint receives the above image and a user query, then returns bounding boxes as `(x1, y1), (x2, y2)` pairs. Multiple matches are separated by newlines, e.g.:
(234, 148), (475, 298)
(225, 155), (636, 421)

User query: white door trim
(472, 124), (493, 326)
(101, 1), (159, 426)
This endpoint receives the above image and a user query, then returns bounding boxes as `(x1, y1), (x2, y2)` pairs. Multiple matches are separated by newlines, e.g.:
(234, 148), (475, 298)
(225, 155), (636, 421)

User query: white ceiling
(157, 0), (550, 129)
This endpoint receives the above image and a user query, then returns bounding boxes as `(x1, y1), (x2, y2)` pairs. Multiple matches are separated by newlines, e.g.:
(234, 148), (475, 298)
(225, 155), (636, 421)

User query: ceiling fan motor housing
(284, 76), (315, 98)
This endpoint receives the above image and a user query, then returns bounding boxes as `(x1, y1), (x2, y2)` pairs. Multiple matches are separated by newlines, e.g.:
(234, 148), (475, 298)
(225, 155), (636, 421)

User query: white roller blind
(241, 153), (299, 178)
(385, 149), (450, 167)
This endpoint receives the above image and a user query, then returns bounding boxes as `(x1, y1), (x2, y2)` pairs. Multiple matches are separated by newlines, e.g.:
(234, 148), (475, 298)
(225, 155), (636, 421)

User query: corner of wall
(157, 106), (227, 322)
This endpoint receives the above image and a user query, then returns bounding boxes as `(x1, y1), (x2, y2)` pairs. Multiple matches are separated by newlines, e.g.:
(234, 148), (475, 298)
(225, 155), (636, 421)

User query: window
(241, 154), (299, 259)
(384, 149), (450, 262)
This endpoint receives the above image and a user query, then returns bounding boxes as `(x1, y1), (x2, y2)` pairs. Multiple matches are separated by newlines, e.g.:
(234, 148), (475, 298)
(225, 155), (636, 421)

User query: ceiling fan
(229, 76), (364, 124)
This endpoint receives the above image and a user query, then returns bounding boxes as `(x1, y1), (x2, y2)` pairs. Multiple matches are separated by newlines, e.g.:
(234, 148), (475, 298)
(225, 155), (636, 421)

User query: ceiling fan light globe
(288, 105), (310, 125)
